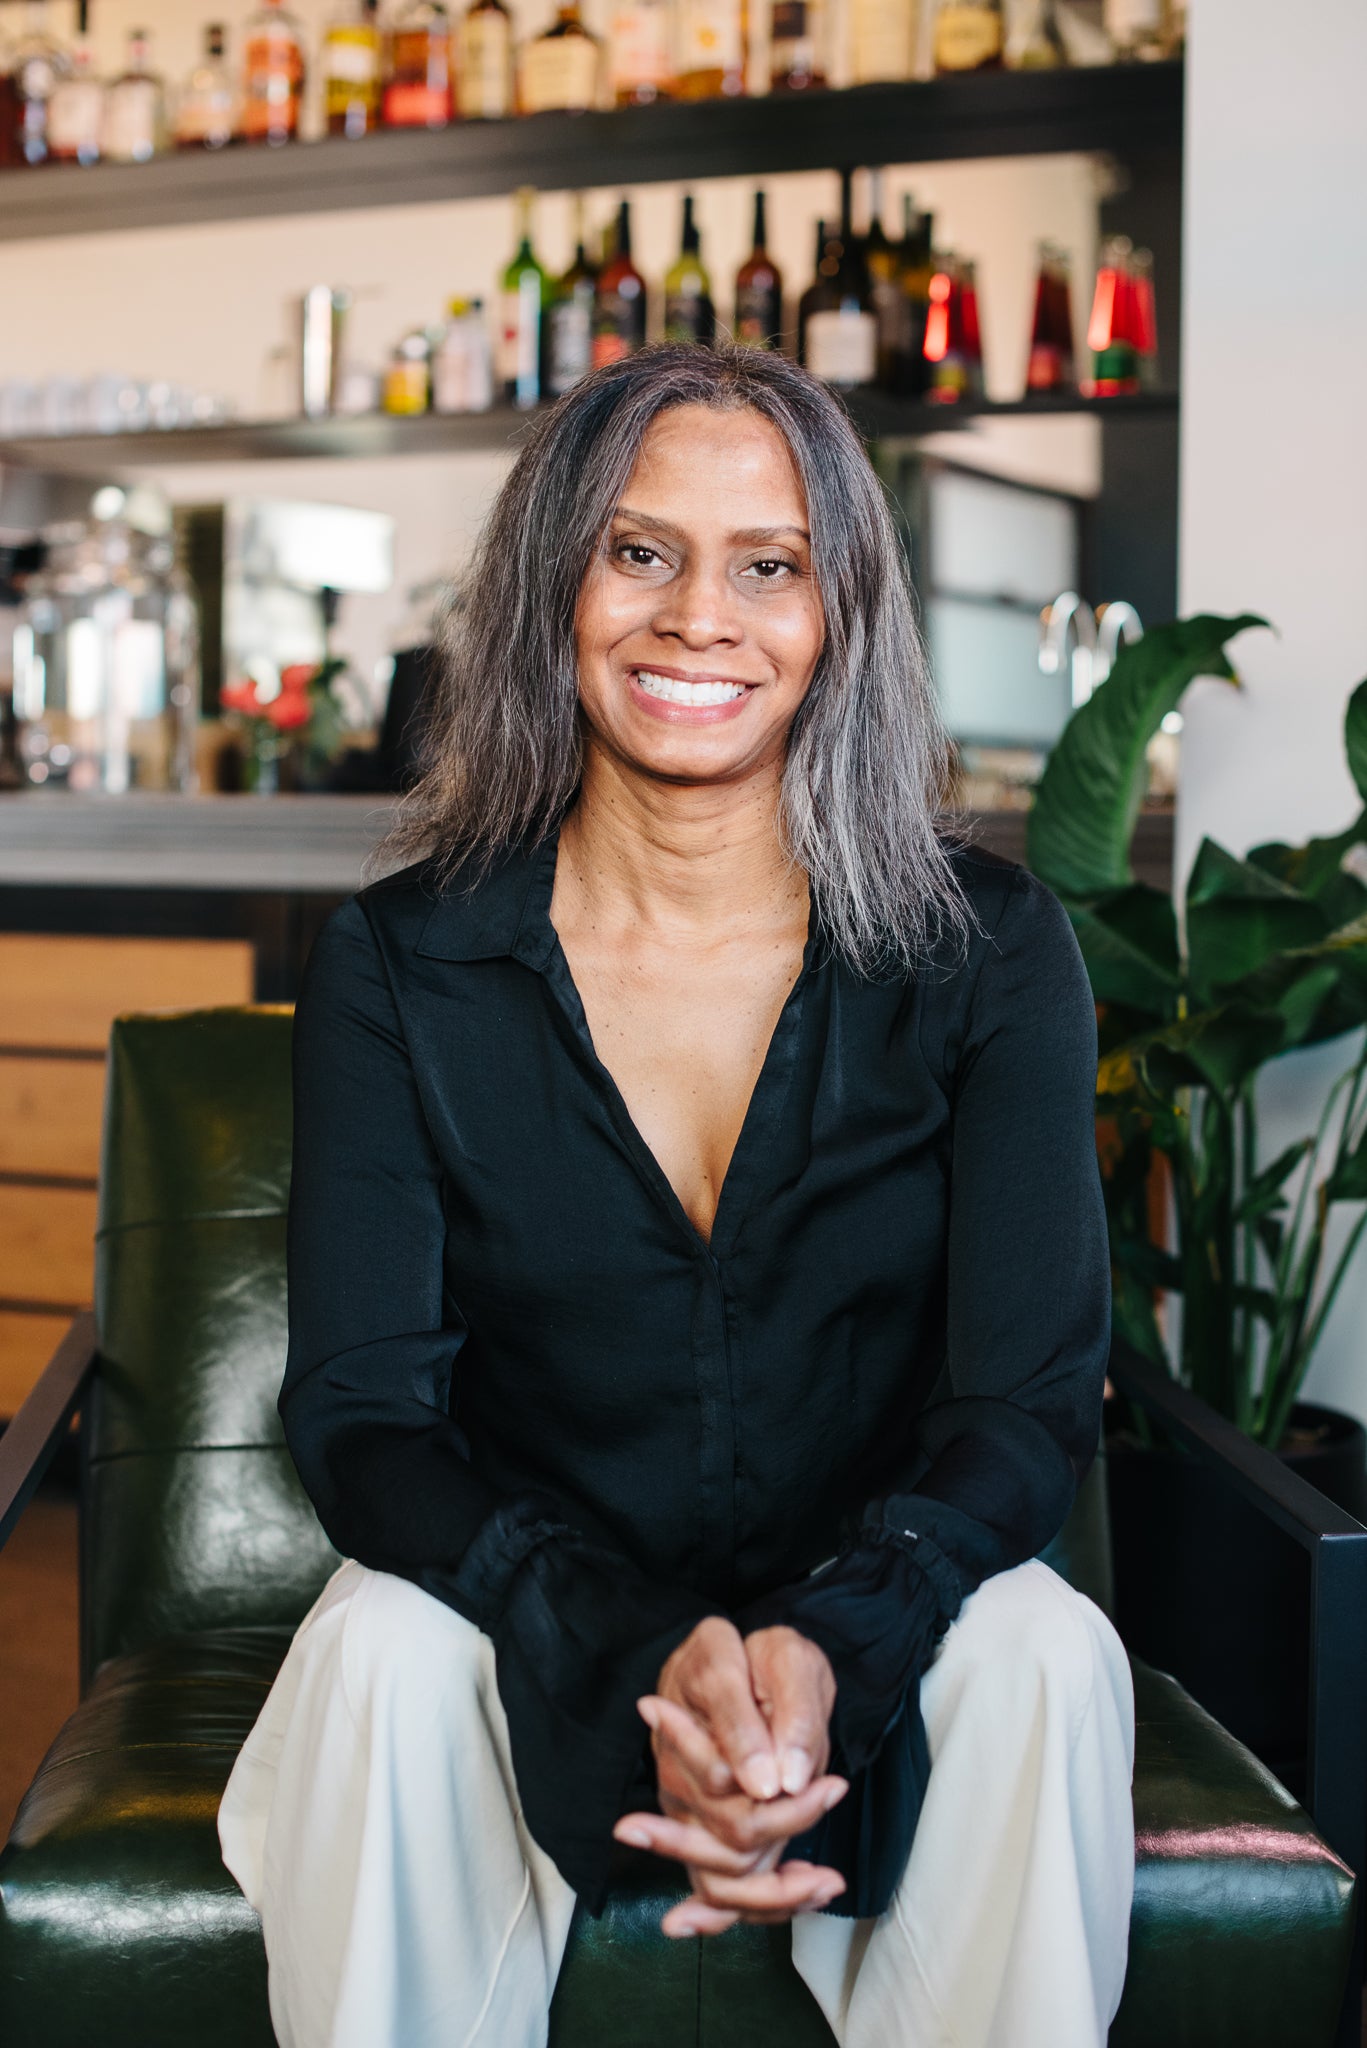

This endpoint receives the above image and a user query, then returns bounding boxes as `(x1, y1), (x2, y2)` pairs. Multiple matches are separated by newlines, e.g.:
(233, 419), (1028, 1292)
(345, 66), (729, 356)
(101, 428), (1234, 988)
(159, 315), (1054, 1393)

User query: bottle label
(324, 36), (379, 85)
(548, 297), (593, 393)
(459, 15), (512, 115)
(735, 282), (780, 347)
(519, 35), (599, 113)
(805, 308), (877, 385)
(610, 3), (673, 92)
(102, 80), (159, 161)
(664, 289), (714, 345)
(593, 285), (646, 365)
(850, 0), (914, 81)
(383, 80), (452, 124)
(934, 2), (1003, 68)
(499, 273), (542, 398)
(48, 79), (104, 157)
(242, 31), (303, 135)
(676, 1), (743, 74)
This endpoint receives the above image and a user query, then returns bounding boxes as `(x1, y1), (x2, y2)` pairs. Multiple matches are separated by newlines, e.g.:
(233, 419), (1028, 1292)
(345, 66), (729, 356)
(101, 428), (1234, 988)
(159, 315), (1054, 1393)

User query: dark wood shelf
(0, 389), (1181, 472)
(0, 62), (1183, 243)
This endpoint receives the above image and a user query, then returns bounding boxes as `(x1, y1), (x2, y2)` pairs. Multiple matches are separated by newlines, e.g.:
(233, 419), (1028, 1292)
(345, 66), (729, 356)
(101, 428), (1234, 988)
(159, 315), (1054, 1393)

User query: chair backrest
(83, 1006), (339, 1685)
(80, 1003), (1116, 1685)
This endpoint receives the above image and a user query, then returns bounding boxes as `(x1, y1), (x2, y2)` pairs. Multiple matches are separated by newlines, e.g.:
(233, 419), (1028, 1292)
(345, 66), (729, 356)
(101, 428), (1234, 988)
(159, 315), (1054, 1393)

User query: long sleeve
(278, 897), (718, 1913)
(736, 868), (1110, 1914)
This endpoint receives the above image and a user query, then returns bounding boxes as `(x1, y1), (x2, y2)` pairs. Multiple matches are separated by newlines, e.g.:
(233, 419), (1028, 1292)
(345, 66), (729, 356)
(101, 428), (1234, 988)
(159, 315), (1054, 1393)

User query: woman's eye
(745, 557), (797, 580)
(615, 542), (663, 568)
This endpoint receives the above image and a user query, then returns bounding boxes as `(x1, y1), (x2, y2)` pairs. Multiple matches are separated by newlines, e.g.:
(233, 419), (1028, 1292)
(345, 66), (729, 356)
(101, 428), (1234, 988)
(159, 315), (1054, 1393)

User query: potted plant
(1024, 612), (1367, 1786)
(219, 657), (349, 793)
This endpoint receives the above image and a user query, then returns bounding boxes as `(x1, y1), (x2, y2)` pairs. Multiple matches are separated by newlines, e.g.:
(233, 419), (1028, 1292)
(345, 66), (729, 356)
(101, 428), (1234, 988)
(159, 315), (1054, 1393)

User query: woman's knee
(337, 1560), (493, 1736)
(930, 1557), (1120, 1736)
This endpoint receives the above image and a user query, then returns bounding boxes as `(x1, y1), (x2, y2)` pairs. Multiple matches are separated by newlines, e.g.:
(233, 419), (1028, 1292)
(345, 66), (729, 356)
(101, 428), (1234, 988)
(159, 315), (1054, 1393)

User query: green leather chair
(0, 1007), (1361, 2046)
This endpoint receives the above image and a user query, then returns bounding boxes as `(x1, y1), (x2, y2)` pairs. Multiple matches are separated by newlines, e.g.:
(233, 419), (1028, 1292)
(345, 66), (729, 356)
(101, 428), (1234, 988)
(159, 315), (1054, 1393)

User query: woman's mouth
(633, 667), (751, 706)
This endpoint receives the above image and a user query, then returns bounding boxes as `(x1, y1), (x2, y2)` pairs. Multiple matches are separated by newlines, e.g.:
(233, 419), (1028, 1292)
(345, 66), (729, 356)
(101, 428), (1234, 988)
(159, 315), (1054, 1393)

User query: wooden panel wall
(0, 933), (255, 1419)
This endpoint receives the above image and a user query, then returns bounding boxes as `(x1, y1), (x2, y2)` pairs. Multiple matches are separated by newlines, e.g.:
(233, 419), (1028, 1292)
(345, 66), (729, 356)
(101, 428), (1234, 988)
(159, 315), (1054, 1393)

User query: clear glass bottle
(48, 0), (103, 166)
(609, 0), (674, 105)
(734, 190), (783, 350)
(849, 0), (916, 83)
(324, 0), (383, 138)
(383, 2), (454, 128)
(593, 199), (648, 366)
(11, 1), (70, 168)
(933, 0), (1004, 71)
(457, 0), (513, 116)
(674, 0), (747, 99)
(519, 3), (602, 113)
(102, 28), (167, 164)
(433, 298), (494, 412)
(499, 187), (547, 407)
(664, 194), (716, 346)
(770, 0), (826, 92)
(241, 0), (306, 146)
(175, 24), (237, 150)
(545, 196), (598, 396)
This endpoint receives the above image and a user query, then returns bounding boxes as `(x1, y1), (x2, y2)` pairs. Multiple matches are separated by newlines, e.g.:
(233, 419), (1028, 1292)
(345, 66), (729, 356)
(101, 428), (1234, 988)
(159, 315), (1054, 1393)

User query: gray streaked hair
(370, 342), (982, 978)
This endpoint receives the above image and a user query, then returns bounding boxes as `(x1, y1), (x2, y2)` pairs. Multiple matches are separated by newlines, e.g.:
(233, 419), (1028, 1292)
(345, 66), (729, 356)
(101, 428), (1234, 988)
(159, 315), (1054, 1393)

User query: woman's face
(573, 403), (825, 791)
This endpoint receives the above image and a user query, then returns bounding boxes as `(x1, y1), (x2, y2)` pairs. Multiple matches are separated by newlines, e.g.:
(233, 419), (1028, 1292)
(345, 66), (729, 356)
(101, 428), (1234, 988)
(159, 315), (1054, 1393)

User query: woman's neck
(555, 741), (808, 947)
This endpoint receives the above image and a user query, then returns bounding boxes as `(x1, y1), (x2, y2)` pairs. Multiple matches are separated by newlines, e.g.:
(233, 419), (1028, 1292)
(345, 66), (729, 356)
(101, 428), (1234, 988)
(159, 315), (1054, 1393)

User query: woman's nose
(650, 562), (741, 648)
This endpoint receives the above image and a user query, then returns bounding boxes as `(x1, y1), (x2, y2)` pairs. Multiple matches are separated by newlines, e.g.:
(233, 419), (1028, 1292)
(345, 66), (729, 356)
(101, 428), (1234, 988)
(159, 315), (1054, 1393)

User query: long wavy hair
(370, 342), (981, 977)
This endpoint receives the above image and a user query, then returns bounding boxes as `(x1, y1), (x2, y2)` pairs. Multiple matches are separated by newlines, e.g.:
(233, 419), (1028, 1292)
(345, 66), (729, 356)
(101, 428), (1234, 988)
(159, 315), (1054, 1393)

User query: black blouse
(278, 824), (1111, 1918)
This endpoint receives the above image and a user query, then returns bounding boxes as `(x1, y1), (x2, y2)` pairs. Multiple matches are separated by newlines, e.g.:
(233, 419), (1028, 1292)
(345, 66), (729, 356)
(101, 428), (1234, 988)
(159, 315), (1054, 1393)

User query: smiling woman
(216, 342), (1137, 2048)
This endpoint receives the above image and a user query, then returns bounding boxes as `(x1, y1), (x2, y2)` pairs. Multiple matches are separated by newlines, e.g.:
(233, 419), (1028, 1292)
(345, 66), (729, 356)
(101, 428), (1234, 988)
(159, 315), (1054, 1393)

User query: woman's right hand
(613, 1615), (849, 1935)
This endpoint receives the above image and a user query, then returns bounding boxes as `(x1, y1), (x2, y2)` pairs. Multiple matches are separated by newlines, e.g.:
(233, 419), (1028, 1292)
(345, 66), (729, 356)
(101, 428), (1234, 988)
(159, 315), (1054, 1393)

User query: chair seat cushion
(0, 1633), (1355, 2048)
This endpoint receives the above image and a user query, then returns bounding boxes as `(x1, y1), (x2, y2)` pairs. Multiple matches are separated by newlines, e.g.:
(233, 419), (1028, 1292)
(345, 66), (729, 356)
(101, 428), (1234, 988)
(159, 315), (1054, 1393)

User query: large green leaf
(1185, 837), (1330, 1003)
(1232, 1137), (1314, 1223)
(1347, 677), (1367, 803)
(1101, 1001), (1290, 1099)
(1327, 1134), (1367, 1202)
(1027, 613), (1267, 900)
(1068, 883), (1181, 1016)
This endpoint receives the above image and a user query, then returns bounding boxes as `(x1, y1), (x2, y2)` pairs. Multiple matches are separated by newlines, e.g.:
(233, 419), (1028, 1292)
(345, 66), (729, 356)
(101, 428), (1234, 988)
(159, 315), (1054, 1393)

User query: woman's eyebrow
(612, 506), (811, 544)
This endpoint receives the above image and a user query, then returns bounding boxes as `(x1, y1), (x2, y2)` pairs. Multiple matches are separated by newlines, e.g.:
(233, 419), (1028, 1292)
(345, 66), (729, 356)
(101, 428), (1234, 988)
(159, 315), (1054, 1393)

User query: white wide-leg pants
(217, 1552), (1136, 2048)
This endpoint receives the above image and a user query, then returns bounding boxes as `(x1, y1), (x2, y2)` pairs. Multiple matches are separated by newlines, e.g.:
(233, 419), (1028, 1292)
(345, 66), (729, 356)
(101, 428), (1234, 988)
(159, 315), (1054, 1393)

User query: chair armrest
(1109, 1335), (1367, 2048)
(0, 1311), (97, 1554)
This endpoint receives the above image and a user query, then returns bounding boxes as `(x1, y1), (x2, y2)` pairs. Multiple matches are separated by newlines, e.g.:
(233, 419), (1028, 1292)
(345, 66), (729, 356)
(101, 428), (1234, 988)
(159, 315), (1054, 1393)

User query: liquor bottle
(241, 0), (306, 145)
(770, 0), (826, 92)
(923, 252), (983, 403)
(434, 299), (494, 412)
(48, 0), (103, 166)
(499, 188), (548, 408)
(384, 329), (433, 415)
(545, 198), (598, 396)
(1087, 235), (1139, 395)
(734, 189), (783, 350)
(519, 4), (602, 114)
(892, 196), (934, 394)
(863, 169), (907, 389)
(383, 3), (454, 129)
(674, 0), (747, 100)
(798, 173), (877, 391)
(610, 0), (673, 104)
(1131, 246), (1159, 387)
(1025, 241), (1075, 393)
(457, 0), (513, 116)
(849, 0), (916, 82)
(102, 29), (167, 164)
(11, 1), (70, 167)
(933, 0), (1004, 71)
(1007, 0), (1064, 66)
(593, 199), (648, 367)
(664, 196), (717, 347)
(175, 25), (238, 151)
(1104, 0), (1166, 60)
(323, 0), (382, 139)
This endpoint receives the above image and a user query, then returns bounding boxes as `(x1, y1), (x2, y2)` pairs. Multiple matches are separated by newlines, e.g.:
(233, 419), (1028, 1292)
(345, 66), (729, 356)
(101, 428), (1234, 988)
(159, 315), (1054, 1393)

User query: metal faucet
(1093, 600), (1144, 687)
(1038, 591), (1099, 708)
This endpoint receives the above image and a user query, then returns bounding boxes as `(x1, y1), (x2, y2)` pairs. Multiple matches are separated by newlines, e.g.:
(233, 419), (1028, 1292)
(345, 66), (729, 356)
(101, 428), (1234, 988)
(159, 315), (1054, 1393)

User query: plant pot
(1105, 1397), (1367, 1802)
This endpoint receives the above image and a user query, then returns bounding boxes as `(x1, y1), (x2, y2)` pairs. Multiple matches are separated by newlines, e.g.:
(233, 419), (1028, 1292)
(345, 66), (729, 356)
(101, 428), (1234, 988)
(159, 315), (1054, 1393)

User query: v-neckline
(532, 824), (820, 1263)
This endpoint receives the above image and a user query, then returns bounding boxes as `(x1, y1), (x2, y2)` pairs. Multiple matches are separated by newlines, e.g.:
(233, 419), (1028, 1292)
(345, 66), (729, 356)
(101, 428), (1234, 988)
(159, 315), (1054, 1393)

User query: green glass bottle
(663, 194), (716, 347)
(545, 193), (598, 397)
(499, 185), (547, 409)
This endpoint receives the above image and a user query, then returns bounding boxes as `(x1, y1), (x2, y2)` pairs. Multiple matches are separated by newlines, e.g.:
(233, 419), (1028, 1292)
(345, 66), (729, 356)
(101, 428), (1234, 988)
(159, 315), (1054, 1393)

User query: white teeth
(635, 669), (748, 706)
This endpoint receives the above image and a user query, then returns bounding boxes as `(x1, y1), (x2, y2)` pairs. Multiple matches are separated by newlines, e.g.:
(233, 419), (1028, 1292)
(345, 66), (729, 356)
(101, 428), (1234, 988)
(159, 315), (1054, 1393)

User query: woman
(217, 342), (1136, 2048)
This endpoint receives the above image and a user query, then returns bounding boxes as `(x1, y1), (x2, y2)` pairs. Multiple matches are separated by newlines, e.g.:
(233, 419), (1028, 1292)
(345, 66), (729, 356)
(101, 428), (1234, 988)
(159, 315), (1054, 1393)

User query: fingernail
(780, 1747), (811, 1795)
(822, 1777), (849, 1811)
(614, 1824), (652, 1848)
(744, 1753), (780, 1799)
(813, 1881), (844, 1908)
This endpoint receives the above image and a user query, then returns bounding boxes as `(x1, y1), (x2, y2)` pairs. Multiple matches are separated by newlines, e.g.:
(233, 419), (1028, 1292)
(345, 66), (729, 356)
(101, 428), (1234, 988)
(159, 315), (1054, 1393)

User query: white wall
(1176, 0), (1367, 1424)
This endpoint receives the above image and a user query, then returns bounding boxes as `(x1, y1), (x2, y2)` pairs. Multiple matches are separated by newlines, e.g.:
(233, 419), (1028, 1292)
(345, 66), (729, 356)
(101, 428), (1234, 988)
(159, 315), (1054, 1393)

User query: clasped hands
(611, 1615), (849, 1938)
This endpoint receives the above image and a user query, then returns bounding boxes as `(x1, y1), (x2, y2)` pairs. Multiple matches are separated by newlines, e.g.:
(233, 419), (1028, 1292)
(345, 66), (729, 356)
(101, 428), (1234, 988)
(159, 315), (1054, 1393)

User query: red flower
(264, 691), (312, 732)
(220, 677), (262, 714)
(279, 662), (316, 698)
